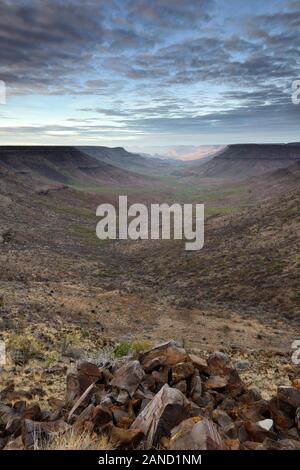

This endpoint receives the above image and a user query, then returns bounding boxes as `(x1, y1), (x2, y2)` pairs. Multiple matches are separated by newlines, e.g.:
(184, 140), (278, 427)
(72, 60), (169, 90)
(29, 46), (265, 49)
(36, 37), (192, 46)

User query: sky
(0, 0), (299, 151)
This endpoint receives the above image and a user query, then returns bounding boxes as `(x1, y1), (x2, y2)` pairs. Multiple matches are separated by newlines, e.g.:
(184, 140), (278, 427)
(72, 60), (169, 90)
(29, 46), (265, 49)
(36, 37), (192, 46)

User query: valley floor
(0, 164), (299, 409)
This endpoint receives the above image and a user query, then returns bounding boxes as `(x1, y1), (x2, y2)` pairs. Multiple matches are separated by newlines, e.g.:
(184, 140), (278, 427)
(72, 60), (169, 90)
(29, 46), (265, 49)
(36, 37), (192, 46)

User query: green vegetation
(8, 333), (45, 365)
(114, 340), (152, 358)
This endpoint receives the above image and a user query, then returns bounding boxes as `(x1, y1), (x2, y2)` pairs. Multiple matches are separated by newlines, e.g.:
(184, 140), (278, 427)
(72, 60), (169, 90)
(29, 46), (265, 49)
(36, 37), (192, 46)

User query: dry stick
(68, 383), (96, 422)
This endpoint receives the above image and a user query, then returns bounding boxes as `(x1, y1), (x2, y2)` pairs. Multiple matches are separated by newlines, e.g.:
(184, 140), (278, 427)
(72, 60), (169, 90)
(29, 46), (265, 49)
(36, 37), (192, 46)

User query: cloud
(0, 0), (299, 143)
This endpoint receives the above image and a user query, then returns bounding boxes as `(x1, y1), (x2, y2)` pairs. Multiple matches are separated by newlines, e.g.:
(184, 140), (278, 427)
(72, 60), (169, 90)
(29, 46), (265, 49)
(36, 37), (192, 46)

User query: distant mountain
(178, 143), (300, 181)
(0, 146), (152, 187)
(130, 145), (223, 162)
(77, 146), (172, 175)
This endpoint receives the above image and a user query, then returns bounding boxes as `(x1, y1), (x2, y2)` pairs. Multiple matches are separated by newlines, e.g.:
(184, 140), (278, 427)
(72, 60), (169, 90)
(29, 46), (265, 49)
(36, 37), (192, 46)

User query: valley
(0, 145), (299, 415)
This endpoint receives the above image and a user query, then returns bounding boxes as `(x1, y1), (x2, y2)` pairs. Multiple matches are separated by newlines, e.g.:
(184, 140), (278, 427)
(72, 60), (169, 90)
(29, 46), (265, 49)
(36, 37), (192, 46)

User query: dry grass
(35, 429), (114, 450)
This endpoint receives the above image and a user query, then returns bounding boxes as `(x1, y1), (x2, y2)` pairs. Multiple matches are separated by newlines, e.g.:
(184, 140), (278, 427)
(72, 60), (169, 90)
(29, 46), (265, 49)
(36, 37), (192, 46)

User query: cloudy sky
(0, 0), (299, 150)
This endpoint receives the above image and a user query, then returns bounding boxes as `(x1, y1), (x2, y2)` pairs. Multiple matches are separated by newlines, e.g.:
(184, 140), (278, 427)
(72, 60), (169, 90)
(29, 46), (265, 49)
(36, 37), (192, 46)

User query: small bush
(114, 340), (151, 358)
(8, 333), (44, 365)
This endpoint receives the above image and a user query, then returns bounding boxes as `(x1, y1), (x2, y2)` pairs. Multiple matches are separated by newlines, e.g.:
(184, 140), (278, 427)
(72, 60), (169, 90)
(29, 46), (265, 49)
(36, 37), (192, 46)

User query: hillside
(179, 144), (300, 181)
(78, 146), (172, 176)
(0, 146), (152, 187)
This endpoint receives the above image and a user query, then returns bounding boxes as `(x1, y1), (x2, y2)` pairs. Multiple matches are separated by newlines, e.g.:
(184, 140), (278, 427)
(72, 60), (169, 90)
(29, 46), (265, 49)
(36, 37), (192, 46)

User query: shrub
(114, 340), (151, 358)
(8, 333), (44, 365)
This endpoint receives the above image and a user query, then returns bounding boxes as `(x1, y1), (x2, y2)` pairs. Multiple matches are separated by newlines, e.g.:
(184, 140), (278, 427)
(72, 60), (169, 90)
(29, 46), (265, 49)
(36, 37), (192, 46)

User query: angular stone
(169, 417), (226, 450)
(257, 419), (273, 431)
(277, 386), (300, 409)
(139, 341), (188, 368)
(111, 360), (145, 398)
(143, 357), (166, 373)
(109, 426), (144, 449)
(240, 400), (269, 422)
(205, 375), (228, 390)
(291, 379), (300, 389)
(260, 438), (300, 450)
(171, 362), (194, 384)
(65, 372), (81, 403)
(225, 369), (245, 397)
(235, 360), (251, 371)
(207, 352), (231, 376)
(173, 380), (187, 395)
(188, 354), (208, 374)
(223, 422), (238, 439)
(212, 409), (232, 428)
(117, 416), (134, 429)
(189, 370), (202, 405)
(131, 384), (191, 448)
(73, 404), (94, 429)
(142, 374), (156, 392)
(92, 405), (113, 430)
(152, 366), (170, 389)
(77, 361), (103, 396)
(244, 421), (276, 443)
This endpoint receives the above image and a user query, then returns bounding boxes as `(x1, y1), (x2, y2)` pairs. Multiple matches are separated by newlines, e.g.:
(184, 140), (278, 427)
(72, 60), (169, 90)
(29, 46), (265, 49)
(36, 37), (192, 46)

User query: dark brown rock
(139, 341), (188, 368)
(171, 362), (194, 384)
(143, 356), (166, 373)
(205, 375), (228, 390)
(131, 383), (191, 448)
(111, 360), (145, 397)
(277, 386), (300, 409)
(188, 354), (208, 374)
(207, 352), (231, 376)
(244, 421), (276, 443)
(92, 405), (113, 430)
(169, 417), (226, 450)
(269, 397), (294, 430)
(189, 370), (202, 405)
(173, 380), (187, 395)
(212, 409), (232, 428)
(260, 438), (300, 450)
(109, 426), (144, 449)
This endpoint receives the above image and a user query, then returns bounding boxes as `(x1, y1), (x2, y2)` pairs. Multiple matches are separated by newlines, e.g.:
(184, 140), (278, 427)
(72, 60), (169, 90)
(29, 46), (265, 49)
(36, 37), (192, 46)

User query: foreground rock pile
(1, 341), (300, 450)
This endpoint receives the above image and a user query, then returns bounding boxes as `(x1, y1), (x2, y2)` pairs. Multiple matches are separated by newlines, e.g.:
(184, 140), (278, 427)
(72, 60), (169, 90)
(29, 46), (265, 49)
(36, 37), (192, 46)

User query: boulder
(111, 360), (145, 398)
(244, 421), (276, 442)
(139, 341), (188, 369)
(109, 426), (144, 449)
(171, 362), (194, 384)
(277, 386), (300, 409)
(92, 405), (113, 431)
(169, 417), (226, 450)
(143, 357), (166, 373)
(205, 375), (228, 391)
(173, 380), (187, 395)
(131, 384), (191, 448)
(188, 354), (208, 374)
(207, 352), (231, 376)
(212, 409), (232, 428)
(152, 366), (170, 389)
(189, 370), (202, 405)
(77, 361), (103, 395)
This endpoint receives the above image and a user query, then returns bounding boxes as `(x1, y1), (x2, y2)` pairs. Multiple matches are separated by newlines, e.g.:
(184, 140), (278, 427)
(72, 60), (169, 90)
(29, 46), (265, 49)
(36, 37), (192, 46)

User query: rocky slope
(181, 143), (300, 181)
(0, 146), (153, 187)
(1, 341), (300, 450)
